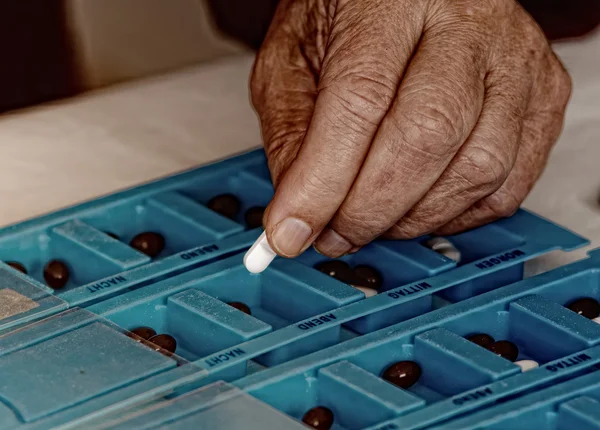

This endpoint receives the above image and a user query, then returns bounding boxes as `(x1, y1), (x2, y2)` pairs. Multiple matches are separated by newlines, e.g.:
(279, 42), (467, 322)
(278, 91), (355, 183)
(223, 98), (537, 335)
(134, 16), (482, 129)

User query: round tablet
(381, 360), (422, 389)
(566, 297), (600, 319)
(148, 334), (177, 356)
(6, 261), (27, 274)
(301, 406), (334, 430)
(466, 333), (495, 348)
(130, 232), (165, 258)
(207, 194), (241, 219)
(43, 260), (70, 289)
(315, 260), (355, 283)
(353, 265), (383, 289)
(129, 326), (157, 340)
(228, 301), (251, 315)
(244, 206), (265, 229)
(487, 340), (519, 362)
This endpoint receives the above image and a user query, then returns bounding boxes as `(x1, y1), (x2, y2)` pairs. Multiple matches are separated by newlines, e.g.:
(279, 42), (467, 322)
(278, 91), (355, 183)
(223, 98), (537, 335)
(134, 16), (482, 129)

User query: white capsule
(593, 317), (600, 324)
(244, 231), (277, 274)
(515, 359), (539, 372)
(352, 285), (378, 298)
(424, 237), (462, 262)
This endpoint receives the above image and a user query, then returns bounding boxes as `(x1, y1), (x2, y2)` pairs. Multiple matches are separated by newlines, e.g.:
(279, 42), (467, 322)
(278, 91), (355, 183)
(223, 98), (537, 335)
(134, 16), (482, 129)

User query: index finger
(263, 1), (426, 258)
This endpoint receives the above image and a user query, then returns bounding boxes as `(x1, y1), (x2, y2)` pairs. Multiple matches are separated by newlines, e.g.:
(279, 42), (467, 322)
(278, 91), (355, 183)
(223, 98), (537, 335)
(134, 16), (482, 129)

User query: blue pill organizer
(0, 149), (598, 429)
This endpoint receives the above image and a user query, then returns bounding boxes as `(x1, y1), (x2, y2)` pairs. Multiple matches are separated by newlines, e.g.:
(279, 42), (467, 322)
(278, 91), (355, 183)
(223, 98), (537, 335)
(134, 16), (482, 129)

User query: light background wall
(65, 0), (247, 89)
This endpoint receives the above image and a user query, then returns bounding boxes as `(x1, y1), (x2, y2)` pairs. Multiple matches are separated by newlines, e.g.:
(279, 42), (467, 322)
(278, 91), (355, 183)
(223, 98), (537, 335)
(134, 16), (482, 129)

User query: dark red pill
(315, 260), (355, 284)
(43, 260), (70, 289)
(207, 194), (241, 219)
(244, 206), (265, 229)
(228, 301), (251, 315)
(6, 261), (27, 274)
(129, 326), (157, 340)
(466, 333), (495, 348)
(353, 265), (383, 290)
(130, 232), (165, 258)
(381, 360), (422, 389)
(567, 297), (600, 319)
(147, 334), (177, 356)
(487, 340), (519, 362)
(301, 406), (334, 430)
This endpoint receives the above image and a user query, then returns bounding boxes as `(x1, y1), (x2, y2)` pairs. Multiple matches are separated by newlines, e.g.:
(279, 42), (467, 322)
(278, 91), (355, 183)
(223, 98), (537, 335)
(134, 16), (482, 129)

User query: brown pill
(353, 265), (383, 290)
(466, 333), (495, 348)
(105, 232), (120, 241)
(148, 334), (177, 356)
(487, 340), (519, 362)
(315, 260), (355, 284)
(567, 297), (600, 319)
(6, 261), (27, 274)
(244, 206), (265, 229)
(43, 260), (70, 289)
(382, 360), (422, 389)
(130, 232), (165, 258)
(207, 194), (241, 219)
(129, 326), (157, 340)
(228, 301), (251, 315)
(301, 406), (334, 430)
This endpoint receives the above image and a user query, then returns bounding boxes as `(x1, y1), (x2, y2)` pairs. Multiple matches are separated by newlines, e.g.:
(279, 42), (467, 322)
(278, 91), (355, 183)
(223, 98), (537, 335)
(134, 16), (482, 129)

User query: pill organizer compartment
(212, 251), (600, 430)
(0, 222), (149, 293)
(240, 328), (523, 430)
(0, 308), (205, 429)
(0, 264), (67, 332)
(427, 371), (600, 430)
(89, 253), (364, 375)
(82, 381), (308, 430)
(424, 221), (526, 302)
(80, 192), (242, 258)
(175, 165), (274, 228)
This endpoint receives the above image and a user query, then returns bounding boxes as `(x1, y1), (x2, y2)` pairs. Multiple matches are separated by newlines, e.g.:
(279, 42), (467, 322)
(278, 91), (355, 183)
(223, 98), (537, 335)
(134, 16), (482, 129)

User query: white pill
(515, 359), (539, 372)
(593, 317), (600, 324)
(244, 231), (277, 274)
(424, 237), (462, 262)
(352, 285), (378, 298)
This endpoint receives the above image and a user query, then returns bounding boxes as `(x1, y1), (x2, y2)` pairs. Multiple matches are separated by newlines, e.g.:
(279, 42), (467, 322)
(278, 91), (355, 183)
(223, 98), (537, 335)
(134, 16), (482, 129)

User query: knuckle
(332, 205), (388, 245)
(388, 217), (431, 239)
(319, 65), (397, 115)
(452, 146), (508, 191)
(485, 188), (521, 218)
(386, 105), (462, 160)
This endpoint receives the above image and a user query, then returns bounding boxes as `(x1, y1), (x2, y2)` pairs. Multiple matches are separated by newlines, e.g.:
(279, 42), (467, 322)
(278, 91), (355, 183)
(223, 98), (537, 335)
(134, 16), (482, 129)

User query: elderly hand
(251, 0), (571, 258)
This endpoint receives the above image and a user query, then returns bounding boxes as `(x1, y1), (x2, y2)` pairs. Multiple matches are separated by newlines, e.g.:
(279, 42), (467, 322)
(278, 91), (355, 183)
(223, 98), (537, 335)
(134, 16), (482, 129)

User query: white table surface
(0, 31), (598, 276)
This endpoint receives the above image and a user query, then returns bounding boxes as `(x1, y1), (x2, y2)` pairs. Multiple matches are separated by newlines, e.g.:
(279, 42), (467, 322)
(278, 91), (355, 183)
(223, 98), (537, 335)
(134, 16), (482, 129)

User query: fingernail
(349, 246), (361, 254)
(314, 229), (353, 257)
(271, 217), (313, 257)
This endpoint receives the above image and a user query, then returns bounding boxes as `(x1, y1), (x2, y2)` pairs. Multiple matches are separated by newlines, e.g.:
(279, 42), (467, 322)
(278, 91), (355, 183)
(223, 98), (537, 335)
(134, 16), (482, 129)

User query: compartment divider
(52, 220), (150, 270)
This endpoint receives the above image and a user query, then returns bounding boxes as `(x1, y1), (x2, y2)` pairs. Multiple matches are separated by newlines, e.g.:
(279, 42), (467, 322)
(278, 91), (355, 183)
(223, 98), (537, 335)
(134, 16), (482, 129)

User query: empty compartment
(97, 381), (307, 430)
(557, 396), (600, 430)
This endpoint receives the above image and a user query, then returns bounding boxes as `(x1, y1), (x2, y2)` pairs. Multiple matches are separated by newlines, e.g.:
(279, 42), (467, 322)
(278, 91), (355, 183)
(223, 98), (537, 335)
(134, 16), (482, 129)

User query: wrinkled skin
(251, 0), (572, 258)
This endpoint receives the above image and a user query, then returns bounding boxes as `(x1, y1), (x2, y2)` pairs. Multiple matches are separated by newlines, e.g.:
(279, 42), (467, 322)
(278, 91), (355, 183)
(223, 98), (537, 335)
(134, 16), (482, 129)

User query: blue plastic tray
(0, 149), (594, 429)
